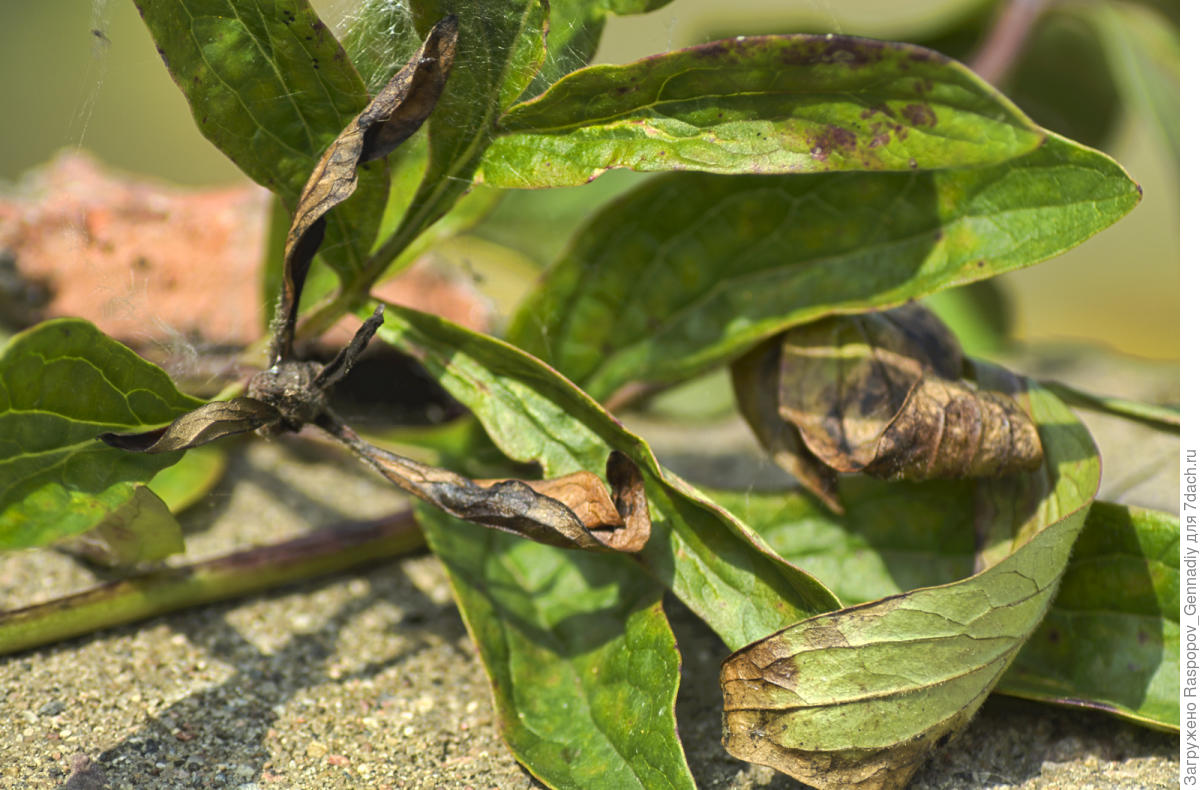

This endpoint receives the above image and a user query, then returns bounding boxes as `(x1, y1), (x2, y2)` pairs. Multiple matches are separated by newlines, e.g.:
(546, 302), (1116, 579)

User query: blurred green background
(0, 0), (1178, 361)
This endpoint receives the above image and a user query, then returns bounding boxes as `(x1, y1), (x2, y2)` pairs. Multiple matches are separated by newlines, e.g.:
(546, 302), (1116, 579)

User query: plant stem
(0, 510), (426, 657)
(970, 0), (1050, 84)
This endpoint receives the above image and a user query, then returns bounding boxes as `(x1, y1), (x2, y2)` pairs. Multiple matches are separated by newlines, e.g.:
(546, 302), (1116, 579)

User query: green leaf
(711, 484), (1179, 730)
(1001, 502), (1180, 730)
(372, 303), (839, 650)
(922, 280), (1012, 356)
(1088, 1), (1179, 161)
(0, 320), (204, 550)
(338, 0), (421, 92)
(510, 132), (1141, 402)
(362, 1), (548, 287)
(55, 486), (184, 569)
(721, 381), (1102, 787)
(134, 0), (387, 285)
(147, 444), (229, 513)
(1004, 8), (1122, 149)
(473, 171), (647, 269)
(708, 478), (977, 607)
(416, 504), (696, 790)
(481, 34), (1044, 188)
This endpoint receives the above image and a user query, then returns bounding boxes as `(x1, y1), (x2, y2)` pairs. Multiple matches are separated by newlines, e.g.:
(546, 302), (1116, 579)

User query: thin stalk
(970, 0), (1050, 84)
(0, 510), (425, 657)
(1041, 380), (1180, 433)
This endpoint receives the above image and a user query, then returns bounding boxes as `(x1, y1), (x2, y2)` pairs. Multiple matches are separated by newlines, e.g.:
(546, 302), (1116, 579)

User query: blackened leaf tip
(99, 426), (170, 453)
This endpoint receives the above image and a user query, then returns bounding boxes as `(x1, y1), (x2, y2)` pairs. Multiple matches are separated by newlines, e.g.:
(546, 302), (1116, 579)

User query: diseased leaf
(133, 0), (388, 286)
(359, 1), (548, 292)
(481, 34), (1043, 188)
(101, 289), (650, 554)
(770, 305), (1043, 489)
(710, 486), (1179, 731)
(416, 504), (696, 790)
(54, 486), (184, 569)
(99, 399), (281, 453)
(0, 320), (203, 550)
(332, 420), (650, 552)
(731, 337), (841, 513)
(372, 303), (840, 650)
(720, 380), (1100, 788)
(510, 133), (1141, 402)
(102, 306), (387, 457)
(272, 17), (458, 364)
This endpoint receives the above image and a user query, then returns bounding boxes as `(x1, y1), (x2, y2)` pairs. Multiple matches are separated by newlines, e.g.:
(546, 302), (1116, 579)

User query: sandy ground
(0, 367), (1180, 790)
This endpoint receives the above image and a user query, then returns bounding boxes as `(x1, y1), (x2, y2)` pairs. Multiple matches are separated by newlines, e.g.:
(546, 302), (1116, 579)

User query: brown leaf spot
(808, 125), (857, 162)
(780, 36), (886, 69)
(901, 103), (937, 127)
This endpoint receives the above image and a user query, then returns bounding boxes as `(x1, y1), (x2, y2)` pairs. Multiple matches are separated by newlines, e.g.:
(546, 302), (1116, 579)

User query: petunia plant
(0, 1), (1179, 788)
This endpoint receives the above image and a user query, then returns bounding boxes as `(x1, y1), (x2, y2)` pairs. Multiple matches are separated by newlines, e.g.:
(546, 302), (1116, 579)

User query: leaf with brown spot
(328, 418), (649, 552)
(721, 380), (1100, 789)
(482, 33), (1044, 187)
(737, 304), (1043, 507)
(271, 17), (459, 365)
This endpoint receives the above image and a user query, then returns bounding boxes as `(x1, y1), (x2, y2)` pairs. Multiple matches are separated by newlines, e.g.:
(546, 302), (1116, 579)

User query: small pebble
(38, 700), (65, 717)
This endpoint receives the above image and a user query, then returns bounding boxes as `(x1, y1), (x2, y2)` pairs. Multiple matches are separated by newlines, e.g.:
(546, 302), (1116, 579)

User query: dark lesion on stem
(99, 15), (650, 554)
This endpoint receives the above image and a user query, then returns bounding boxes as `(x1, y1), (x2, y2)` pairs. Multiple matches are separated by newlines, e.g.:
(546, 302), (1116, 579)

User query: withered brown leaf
(99, 398), (281, 452)
(734, 304), (1043, 508)
(731, 338), (841, 513)
(100, 16), (654, 557)
(324, 417), (650, 553)
(271, 16), (459, 365)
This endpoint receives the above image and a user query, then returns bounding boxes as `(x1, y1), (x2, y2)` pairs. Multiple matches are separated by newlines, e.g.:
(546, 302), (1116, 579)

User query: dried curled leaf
(327, 419), (650, 552)
(99, 399), (281, 453)
(734, 304), (1042, 507)
(721, 378), (1098, 789)
(732, 339), (841, 513)
(272, 17), (459, 364)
